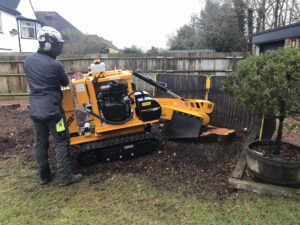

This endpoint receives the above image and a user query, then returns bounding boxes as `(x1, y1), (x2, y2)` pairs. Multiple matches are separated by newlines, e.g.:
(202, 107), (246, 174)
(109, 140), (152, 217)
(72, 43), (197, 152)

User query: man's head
(37, 26), (64, 58)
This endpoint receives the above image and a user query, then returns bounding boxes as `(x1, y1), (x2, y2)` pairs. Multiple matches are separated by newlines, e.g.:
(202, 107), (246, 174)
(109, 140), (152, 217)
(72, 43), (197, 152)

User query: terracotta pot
(246, 140), (300, 186)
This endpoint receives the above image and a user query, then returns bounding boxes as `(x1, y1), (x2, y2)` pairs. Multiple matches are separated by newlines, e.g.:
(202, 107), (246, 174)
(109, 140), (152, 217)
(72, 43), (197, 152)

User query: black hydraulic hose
(132, 70), (186, 101)
(133, 71), (168, 92)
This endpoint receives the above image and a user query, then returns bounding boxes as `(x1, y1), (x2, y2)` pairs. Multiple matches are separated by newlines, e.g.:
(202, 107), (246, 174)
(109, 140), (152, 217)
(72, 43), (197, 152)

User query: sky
(30, 0), (204, 50)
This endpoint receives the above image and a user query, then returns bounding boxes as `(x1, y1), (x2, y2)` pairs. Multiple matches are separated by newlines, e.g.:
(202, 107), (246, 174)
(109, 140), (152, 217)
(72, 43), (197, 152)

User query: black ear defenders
(43, 33), (52, 51)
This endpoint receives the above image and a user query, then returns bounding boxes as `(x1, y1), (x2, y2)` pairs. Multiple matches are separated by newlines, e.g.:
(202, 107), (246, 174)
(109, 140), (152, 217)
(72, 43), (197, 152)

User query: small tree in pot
(225, 48), (300, 156)
(224, 48), (300, 184)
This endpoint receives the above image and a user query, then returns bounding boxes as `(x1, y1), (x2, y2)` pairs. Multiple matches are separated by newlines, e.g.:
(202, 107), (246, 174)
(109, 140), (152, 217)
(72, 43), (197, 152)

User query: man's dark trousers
(32, 115), (72, 183)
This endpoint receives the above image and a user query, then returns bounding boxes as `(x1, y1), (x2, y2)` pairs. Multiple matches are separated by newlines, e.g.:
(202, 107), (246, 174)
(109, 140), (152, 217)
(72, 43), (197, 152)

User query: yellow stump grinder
(62, 61), (214, 166)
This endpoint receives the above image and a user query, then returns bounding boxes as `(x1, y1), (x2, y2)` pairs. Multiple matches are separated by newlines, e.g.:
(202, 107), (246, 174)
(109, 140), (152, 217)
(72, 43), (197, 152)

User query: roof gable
(35, 11), (82, 34)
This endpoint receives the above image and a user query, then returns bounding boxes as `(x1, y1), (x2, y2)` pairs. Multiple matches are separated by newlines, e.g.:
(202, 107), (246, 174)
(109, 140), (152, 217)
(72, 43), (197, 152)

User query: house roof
(35, 11), (82, 34)
(0, 0), (21, 15)
(252, 21), (300, 44)
(0, 0), (20, 10)
(87, 34), (118, 50)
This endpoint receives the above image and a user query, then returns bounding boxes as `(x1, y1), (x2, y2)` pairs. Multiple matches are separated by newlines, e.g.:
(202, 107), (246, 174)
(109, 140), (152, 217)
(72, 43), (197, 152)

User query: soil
(1, 101), (299, 197)
(80, 128), (246, 198)
(0, 104), (33, 156)
(251, 141), (300, 162)
(0, 103), (249, 198)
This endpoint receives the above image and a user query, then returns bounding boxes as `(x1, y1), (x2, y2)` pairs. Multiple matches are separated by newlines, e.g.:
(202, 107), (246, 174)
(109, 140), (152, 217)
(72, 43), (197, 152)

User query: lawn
(0, 155), (299, 225)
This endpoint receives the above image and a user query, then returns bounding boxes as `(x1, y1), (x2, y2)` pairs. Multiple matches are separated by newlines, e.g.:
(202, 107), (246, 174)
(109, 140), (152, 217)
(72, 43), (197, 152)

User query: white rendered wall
(0, 11), (19, 52)
(19, 33), (39, 52)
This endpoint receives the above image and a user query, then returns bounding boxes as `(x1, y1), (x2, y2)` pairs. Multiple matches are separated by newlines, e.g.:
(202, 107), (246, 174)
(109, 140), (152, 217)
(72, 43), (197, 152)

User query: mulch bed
(0, 104), (248, 198)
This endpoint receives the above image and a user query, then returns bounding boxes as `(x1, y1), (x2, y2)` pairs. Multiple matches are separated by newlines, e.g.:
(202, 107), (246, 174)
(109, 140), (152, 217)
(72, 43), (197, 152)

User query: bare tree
(246, 0), (300, 32)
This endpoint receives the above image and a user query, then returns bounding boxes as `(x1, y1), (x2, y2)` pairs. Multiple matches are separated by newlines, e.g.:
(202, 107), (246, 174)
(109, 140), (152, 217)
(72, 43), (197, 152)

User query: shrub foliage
(224, 48), (300, 154)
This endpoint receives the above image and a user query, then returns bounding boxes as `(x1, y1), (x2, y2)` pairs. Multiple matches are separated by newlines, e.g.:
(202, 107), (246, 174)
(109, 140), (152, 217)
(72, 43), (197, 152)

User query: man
(24, 26), (83, 186)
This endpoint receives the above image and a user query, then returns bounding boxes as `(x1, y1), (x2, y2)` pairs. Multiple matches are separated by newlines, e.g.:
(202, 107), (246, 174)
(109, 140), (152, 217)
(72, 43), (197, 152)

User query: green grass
(0, 156), (299, 225)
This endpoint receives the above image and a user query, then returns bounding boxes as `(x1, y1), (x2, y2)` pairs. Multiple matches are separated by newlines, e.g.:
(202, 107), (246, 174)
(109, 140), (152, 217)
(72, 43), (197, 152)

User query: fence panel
(0, 52), (244, 96)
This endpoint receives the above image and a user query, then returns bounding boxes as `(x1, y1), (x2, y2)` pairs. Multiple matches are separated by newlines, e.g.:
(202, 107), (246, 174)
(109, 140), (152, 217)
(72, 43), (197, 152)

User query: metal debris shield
(162, 111), (203, 138)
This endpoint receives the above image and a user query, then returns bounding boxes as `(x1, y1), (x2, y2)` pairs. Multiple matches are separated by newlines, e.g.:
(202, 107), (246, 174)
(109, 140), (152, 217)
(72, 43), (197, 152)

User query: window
(0, 12), (3, 33)
(20, 21), (36, 39)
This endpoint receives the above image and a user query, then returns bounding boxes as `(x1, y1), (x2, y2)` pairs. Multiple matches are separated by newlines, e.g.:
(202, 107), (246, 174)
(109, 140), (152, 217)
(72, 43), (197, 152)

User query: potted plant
(224, 48), (300, 185)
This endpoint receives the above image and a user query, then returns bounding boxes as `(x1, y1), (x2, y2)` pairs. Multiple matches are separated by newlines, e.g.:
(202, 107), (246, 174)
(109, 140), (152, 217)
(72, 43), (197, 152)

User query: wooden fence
(0, 52), (260, 130)
(0, 52), (244, 96)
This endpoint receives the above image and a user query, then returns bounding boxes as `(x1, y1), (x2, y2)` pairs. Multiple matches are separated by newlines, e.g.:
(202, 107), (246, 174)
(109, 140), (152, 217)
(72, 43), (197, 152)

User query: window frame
(20, 20), (36, 39)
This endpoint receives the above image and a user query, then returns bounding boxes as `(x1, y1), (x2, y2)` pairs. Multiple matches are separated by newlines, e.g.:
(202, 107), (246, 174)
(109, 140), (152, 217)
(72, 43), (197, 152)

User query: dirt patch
(79, 130), (247, 198)
(0, 105), (251, 198)
(0, 105), (248, 198)
(0, 105), (33, 156)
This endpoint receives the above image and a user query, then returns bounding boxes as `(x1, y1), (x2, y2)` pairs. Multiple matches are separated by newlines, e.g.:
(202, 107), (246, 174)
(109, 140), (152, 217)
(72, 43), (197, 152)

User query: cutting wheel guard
(163, 111), (203, 139)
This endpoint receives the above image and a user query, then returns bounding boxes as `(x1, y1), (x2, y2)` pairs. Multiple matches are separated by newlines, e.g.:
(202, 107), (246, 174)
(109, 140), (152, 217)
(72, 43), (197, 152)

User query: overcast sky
(30, 0), (204, 50)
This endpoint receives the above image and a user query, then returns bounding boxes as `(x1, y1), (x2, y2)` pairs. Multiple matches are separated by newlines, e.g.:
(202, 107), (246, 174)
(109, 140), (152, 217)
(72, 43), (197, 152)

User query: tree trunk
(248, 8), (254, 44)
(273, 101), (286, 155)
(274, 0), (280, 28)
(261, 0), (266, 31)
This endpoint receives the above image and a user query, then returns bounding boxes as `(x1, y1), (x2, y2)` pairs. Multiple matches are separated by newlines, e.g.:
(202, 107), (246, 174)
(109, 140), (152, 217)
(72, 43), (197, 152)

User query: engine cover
(97, 81), (132, 123)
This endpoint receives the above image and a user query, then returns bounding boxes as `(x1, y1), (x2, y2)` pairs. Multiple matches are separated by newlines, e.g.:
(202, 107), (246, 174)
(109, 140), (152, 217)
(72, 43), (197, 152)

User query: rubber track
(75, 132), (158, 166)
(77, 132), (157, 153)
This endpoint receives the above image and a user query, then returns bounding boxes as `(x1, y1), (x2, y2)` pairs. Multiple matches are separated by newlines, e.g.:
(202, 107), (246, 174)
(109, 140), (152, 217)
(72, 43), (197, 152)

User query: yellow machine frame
(62, 69), (214, 146)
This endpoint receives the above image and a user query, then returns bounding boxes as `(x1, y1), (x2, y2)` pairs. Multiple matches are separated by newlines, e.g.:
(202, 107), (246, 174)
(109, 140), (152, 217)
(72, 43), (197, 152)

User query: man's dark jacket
(24, 52), (69, 120)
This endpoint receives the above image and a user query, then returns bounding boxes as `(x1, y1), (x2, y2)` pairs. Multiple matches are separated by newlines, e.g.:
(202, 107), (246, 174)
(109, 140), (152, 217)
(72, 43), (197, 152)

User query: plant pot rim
(246, 140), (300, 167)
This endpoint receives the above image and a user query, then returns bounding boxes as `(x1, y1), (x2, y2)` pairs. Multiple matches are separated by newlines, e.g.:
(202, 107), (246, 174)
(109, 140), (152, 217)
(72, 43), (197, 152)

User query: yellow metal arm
(155, 98), (214, 126)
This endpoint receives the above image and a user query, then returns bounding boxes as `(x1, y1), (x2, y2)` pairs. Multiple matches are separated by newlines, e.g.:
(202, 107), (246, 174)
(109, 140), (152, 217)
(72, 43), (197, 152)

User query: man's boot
(59, 174), (83, 187)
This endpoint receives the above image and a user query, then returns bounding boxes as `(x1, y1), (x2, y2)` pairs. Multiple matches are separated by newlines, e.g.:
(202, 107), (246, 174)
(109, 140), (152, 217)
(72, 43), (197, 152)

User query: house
(0, 0), (41, 52)
(252, 21), (300, 55)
